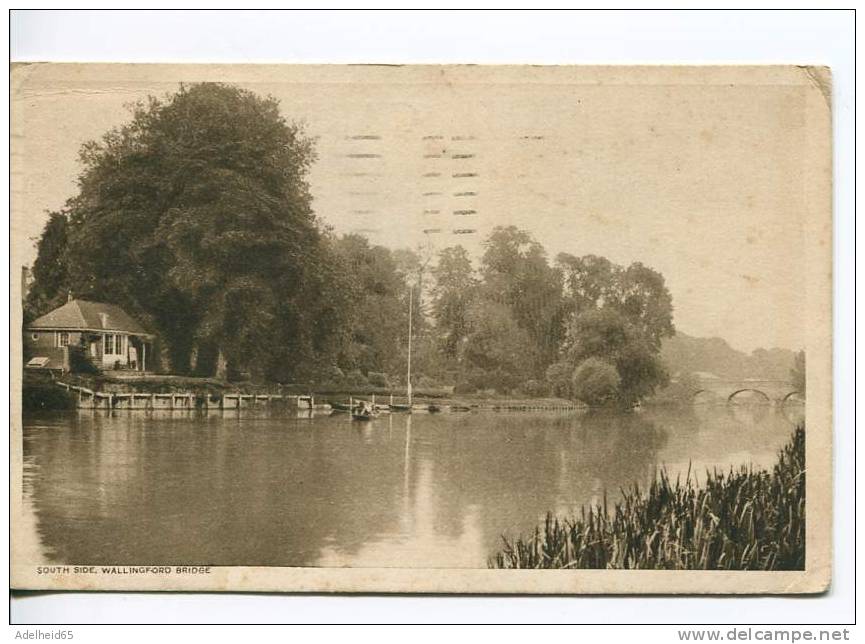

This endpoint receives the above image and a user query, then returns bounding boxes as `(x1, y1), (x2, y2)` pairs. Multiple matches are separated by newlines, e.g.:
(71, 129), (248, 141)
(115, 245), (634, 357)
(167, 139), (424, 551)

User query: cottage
(25, 298), (155, 373)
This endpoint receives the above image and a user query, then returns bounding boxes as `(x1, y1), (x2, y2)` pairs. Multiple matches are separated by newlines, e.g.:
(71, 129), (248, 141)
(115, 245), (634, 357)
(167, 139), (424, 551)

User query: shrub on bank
(22, 377), (75, 411)
(518, 379), (549, 397)
(367, 371), (390, 388)
(490, 425), (805, 570)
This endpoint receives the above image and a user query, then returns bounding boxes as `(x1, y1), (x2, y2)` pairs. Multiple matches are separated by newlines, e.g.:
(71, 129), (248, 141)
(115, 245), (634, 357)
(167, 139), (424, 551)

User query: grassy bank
(490, 425), (805, 570)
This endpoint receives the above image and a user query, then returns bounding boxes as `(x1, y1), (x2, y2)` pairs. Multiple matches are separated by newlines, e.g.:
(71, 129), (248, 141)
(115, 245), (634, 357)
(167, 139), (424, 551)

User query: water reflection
(21, 404), (800, 568)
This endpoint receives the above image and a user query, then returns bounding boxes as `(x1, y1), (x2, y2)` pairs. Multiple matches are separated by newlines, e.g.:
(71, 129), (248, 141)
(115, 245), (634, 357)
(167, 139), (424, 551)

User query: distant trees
(790, 350), (806, 394)
(660, 333), (805, 382)
(426, 229), (674, 405)
(25, 82), (675, 401)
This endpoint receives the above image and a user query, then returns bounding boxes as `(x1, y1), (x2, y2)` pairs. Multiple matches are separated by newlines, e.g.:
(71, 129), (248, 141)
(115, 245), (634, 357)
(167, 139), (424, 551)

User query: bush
(519, 379), (549, 398)
(367, 371), (390, 388)
(453, 380), (478, 395)
(571, 357), (620, 406)
(323, 365), (345, 382)
(343, 369), (369, 387)
(23, 380), (75, 411)
(416, 374), (439, 389)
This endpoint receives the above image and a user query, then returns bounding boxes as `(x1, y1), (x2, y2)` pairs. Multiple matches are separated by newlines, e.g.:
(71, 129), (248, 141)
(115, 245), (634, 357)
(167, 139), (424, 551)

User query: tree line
(25, 82), (676, 406)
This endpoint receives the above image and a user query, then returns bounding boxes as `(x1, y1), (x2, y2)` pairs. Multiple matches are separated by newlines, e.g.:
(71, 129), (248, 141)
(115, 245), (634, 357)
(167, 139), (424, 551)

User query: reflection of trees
(727, 402), (771, 427)
(26, 412), (412, 565)
(24, 411), (671, 567)
(401, 411), (669, 554)
(24, 406), (787, 568)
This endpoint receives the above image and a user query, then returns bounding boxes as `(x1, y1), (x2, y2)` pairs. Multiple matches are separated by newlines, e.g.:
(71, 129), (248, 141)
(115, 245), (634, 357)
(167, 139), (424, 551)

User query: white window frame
(55, 331), (70, 348)
(102, 333), (127, 357)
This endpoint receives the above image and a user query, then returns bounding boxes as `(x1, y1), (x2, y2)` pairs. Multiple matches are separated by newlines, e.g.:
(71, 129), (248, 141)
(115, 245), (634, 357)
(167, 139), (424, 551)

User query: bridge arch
(727, 388), (771, 403)
(781, 391), (805, 403)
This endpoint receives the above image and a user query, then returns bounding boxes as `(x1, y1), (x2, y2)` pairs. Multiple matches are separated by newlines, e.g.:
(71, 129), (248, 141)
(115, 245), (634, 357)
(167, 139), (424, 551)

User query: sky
(11, 64), (813, 353)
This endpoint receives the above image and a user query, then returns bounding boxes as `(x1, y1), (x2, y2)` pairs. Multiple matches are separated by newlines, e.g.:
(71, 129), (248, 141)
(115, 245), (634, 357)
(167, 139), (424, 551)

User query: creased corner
(797, 65), (832, 111)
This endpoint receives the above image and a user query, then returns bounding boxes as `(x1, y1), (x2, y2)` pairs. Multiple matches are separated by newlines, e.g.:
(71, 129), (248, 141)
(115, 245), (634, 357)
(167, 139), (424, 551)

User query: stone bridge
(690, 378), (804, 404)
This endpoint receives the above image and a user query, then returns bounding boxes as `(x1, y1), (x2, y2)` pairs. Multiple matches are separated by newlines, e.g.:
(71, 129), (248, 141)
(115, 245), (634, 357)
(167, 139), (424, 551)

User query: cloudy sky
(12, 64), (814, 353)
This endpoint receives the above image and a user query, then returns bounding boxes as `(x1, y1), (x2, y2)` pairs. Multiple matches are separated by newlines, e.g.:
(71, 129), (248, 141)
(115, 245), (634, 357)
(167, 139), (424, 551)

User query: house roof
(28, 299), (154, 337)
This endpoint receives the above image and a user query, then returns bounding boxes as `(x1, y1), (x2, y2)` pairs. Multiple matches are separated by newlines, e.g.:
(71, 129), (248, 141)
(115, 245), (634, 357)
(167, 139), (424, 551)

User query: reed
(490, 424), (805, 570)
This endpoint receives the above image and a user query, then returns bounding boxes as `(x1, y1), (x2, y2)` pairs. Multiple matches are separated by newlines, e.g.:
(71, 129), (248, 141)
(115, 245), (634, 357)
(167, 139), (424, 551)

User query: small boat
(427, 404), (442, 413)
(352, 401), (377, 421)
(389, 403), (412, 413)
(330, 401), (353, 412)
(450, 405), (471, 412)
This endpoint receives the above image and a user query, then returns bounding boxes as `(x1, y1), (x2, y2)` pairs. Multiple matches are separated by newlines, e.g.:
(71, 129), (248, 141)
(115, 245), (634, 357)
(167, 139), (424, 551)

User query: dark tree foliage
(25, 83), (676, 394)
(571, 356), (621, 407)
(556, 253), (675, 406)
(479, 226), (566, 375)
(31, 83), (328, 379)
(24, 212), (70, 322)
(564, 308), (671, 407)
(331, 235), (417, 379)
(557, 254), (674, 350)
(430, 246), (478, 359)
(427, 230), (674, 401)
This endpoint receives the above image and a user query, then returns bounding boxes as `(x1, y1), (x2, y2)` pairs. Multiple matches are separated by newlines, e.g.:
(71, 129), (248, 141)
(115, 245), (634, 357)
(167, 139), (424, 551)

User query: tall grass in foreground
(490, 425), (805, 570)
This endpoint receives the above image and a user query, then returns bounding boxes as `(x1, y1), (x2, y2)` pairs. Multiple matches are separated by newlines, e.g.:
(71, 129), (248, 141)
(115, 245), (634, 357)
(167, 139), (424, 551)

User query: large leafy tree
(32, 82), (326, 378)
(564, 308), (670, 407)
(430, 245), (478, 359)
(557, 254), (674, 350)
(462, 298), (535, 391)
(556, 253), (618, 314)
(24, 212), (70, 322)
(332, 235), (414, 378)
(479, 226), (566, 375)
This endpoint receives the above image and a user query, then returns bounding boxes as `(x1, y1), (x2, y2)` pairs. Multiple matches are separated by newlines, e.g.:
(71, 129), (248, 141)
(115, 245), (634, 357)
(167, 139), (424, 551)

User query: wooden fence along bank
(55, 381), (317, 411)
(52, 381), (579, 413)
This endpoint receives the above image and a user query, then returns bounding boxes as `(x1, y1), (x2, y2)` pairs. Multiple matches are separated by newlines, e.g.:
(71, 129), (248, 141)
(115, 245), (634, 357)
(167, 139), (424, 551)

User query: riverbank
(489, 424), (805, 570)
(21, 371), (581, 412)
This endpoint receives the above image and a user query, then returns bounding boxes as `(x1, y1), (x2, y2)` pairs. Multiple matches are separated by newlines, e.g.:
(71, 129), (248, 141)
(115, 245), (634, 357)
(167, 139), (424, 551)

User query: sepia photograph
(10, 62), (832, 595)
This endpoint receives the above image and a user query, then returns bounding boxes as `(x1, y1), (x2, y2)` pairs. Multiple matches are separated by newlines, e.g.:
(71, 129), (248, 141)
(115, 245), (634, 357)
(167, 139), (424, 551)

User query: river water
(21, 403), (803, 568)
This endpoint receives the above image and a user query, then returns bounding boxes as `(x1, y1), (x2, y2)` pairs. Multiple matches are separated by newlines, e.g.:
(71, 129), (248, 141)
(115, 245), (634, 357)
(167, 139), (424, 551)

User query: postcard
(10, 64), (832, 593)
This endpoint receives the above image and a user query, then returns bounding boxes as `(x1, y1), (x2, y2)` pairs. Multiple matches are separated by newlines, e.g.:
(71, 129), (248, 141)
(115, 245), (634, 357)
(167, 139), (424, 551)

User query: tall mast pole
(406, 284), (413, 407)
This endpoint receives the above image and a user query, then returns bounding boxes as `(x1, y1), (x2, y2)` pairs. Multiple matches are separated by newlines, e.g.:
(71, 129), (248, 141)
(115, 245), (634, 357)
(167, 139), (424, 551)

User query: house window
(104, 334), (115, 355)
(56, 332), (70, 347)
(30, 333), (38, 341)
